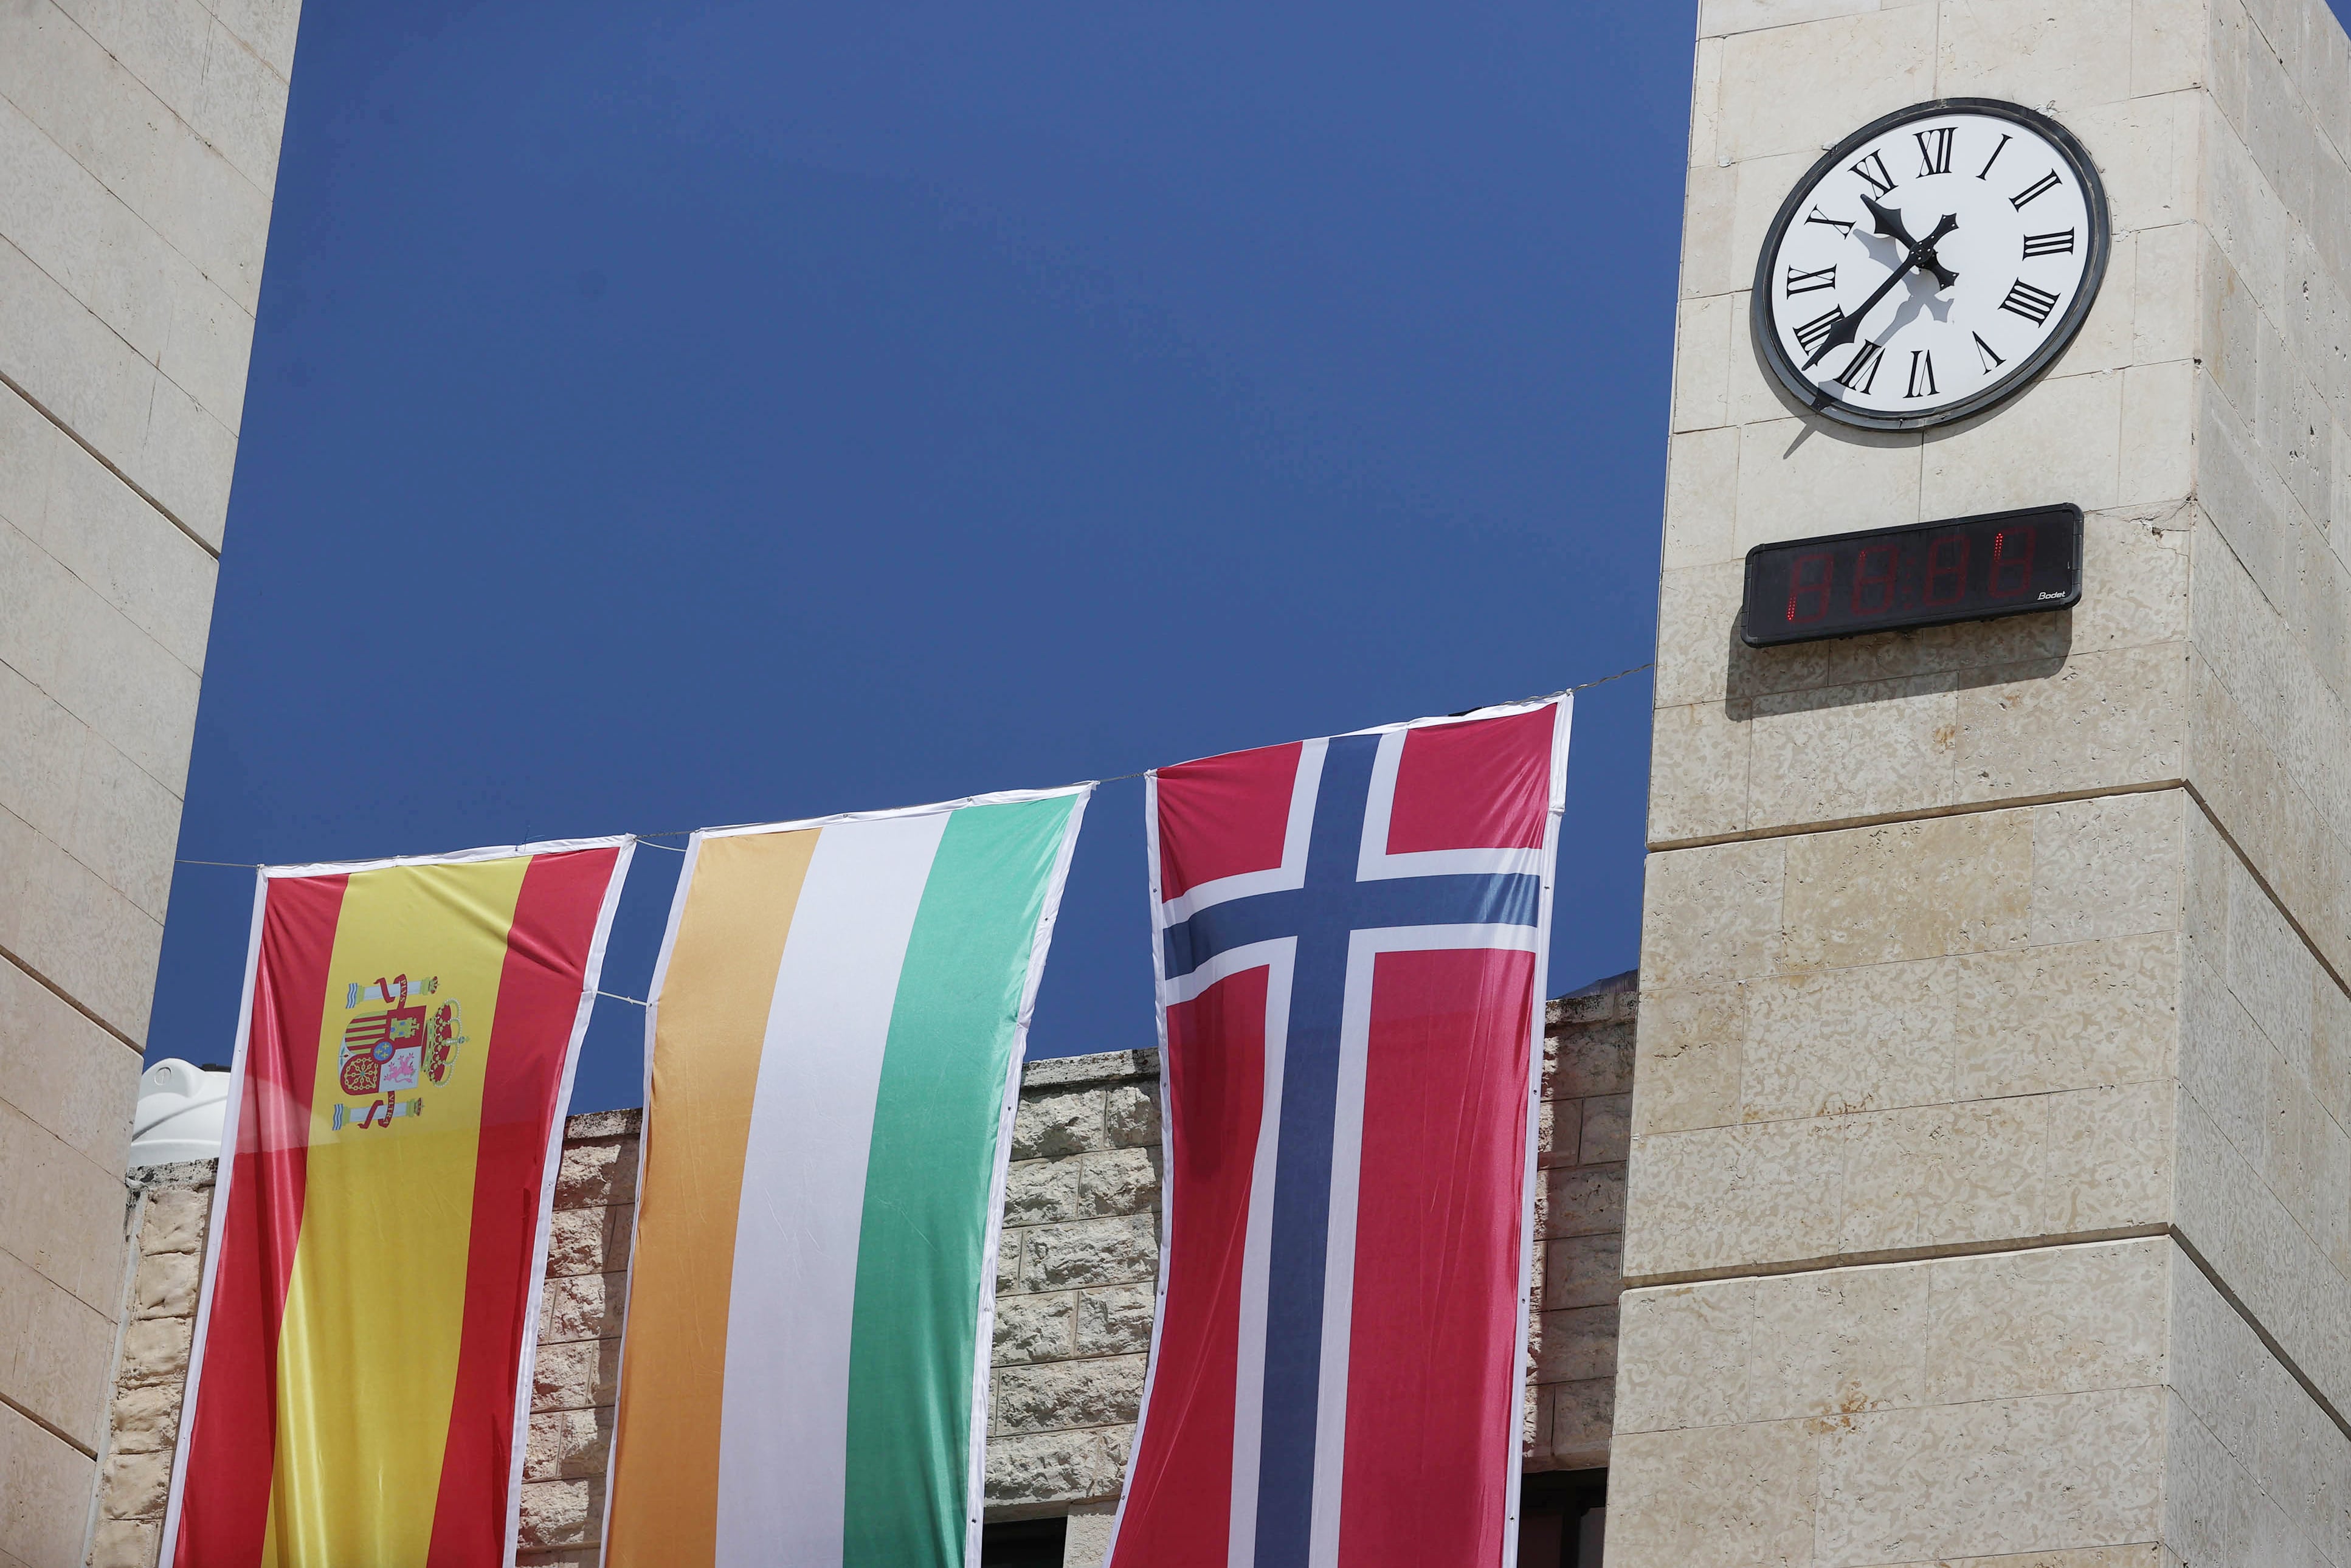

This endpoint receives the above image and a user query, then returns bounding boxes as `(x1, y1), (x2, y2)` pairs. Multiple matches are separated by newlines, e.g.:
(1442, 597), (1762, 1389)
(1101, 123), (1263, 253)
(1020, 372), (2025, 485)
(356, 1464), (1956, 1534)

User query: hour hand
(1914, 211), (1961, 288)
(1862, 194), (1915, 250)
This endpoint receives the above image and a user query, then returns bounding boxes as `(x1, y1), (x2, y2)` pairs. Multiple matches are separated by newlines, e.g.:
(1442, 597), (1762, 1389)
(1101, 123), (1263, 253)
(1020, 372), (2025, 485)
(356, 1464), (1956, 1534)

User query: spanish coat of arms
(332, 973), (465, 1130)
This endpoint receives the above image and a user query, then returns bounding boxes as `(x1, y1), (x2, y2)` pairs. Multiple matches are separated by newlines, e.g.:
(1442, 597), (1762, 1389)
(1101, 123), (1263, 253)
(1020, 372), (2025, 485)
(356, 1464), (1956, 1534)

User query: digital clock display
(1740, 503), (2082, 648)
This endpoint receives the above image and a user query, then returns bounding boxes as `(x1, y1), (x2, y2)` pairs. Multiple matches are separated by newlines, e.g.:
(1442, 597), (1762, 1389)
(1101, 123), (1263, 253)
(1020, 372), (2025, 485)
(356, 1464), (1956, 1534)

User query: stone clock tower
(1615, 0), (2351, 1561)
(0, 3), (303, 1564)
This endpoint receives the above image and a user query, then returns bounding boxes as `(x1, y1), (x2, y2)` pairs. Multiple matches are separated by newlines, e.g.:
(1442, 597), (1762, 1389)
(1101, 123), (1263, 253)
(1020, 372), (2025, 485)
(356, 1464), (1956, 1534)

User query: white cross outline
(1154, 939), (1293, 1568)
(1306, 923), (1544, 1568)
(1159, 739), (1328, 925)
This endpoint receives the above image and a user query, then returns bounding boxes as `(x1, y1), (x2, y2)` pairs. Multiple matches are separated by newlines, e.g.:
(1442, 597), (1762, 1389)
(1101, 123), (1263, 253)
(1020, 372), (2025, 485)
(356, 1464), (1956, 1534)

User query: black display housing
(1739, 503), (2083, 648)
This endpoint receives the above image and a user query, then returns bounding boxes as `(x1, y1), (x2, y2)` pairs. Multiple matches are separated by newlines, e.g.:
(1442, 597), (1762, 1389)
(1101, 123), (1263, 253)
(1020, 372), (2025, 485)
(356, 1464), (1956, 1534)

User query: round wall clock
(1752, 98), (2110, 431)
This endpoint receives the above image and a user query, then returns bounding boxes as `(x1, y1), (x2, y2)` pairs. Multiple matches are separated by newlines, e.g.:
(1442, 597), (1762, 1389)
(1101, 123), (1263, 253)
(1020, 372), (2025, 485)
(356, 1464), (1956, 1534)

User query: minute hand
(1801, 211), (1960, 371)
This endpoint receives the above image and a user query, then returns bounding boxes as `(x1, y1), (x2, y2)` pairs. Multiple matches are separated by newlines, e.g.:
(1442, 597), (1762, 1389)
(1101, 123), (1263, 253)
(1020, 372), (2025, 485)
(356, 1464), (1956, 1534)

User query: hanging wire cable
(174, 663), (1652, 872)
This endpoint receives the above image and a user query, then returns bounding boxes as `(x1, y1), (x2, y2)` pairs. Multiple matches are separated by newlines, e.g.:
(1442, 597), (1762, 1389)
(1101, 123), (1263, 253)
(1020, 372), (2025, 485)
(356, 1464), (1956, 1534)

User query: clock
(1752, 99), (2109, 431)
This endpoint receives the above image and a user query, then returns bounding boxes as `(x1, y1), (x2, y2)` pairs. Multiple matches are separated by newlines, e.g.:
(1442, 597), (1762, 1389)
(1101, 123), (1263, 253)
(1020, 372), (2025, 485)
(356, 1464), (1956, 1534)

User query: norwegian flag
(1108, 699), (1569, 1568)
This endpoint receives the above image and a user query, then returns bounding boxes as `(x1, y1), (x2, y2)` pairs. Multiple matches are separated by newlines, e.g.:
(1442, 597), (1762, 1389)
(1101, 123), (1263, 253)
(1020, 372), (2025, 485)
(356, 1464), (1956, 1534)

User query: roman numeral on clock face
(1850, 150), (1896, 198)
(1906, 350), (1937, 398)
(1999, 279), (2062, 325)
(1834, 340), (1886, 395)
(1793, 307), (1844, 355)
(2011, 170), (2062, 210)
(1755, 106), (2107, 428)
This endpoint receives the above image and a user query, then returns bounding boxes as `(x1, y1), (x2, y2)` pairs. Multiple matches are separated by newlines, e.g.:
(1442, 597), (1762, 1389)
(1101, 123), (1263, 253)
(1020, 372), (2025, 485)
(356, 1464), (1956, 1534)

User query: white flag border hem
(154, 868), (271, 1567)
(1108, 694), (1572, 1568)
(1507, 695), (1573, 1567)
(687, 782), (1100, 844)
(503, 840), (637, 1568)
(966, 784), (1091, 1566)
(156, 835), (638, 1568)
(260, 834), (639, 880)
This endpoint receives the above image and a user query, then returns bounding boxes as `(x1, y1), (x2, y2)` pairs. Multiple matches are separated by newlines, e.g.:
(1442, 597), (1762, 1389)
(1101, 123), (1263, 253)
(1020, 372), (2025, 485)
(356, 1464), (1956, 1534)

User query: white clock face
(1754, 102), (2108, 430)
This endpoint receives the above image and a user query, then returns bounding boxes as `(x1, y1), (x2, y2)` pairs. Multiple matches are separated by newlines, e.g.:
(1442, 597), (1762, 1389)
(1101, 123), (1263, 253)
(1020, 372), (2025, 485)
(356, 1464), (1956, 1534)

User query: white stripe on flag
(1356, 728), (1547, 883)
(1308, 922), (1545, 1568)
(715, 811), (950, 1567)
(1156, 938), (1295, 1568)
(1231, 947), (1290, 1568)
(1159, 739), (1328, 924)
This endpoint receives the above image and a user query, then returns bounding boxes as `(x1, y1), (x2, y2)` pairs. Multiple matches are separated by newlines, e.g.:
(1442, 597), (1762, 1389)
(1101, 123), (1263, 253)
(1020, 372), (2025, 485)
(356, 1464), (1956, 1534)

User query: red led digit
(1988, 525), (2035, 598)
(1850, 545), (1897, 614)
(1786, 551), (1832, 622)
(1924, 534), (1967, 605)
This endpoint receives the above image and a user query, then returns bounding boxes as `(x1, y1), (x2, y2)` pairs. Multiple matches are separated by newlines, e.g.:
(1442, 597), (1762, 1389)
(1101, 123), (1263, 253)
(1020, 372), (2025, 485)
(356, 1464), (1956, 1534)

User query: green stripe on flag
(841, 794), (1077, 1567)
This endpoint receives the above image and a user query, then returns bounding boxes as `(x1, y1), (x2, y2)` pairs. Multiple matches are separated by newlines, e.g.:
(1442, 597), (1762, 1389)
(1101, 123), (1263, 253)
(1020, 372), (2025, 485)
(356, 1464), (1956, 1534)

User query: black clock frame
(1749, 98), (2112, 433)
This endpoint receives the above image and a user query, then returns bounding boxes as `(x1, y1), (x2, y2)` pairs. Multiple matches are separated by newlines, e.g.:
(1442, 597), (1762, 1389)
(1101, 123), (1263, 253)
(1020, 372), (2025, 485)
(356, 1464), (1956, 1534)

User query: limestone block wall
(516, 1111), (639, 1565)
(2178, 0), (2351, 1462)
(85, 1166), (210, 1568)
(1632, 791), (2183, 1285)
(987, 1049), (1165, 1517)
(89, 1007), (1627, 1566)
(1528, 983), (1634, 1472)
(1626, 0), (2351, 1564)
(0, 0), (303, 1557)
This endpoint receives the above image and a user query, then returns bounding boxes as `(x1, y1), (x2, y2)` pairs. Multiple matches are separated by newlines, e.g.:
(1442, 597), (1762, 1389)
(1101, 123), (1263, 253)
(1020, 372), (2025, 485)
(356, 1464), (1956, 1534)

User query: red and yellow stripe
(167, 844), (628, 1568)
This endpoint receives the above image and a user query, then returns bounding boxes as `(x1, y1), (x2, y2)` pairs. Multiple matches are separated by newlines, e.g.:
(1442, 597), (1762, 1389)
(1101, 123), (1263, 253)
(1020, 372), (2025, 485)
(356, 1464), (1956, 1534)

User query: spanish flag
(161, 840), (633, 1568)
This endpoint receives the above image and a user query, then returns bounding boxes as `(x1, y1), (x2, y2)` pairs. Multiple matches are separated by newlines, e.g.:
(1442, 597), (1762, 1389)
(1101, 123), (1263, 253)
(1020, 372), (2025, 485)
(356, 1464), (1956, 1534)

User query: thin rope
(175, 664), (1652, 871)
(596, 989), (649, 1007)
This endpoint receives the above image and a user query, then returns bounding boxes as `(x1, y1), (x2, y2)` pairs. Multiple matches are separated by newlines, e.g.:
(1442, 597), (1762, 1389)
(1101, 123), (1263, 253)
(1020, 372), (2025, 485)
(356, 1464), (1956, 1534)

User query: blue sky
(151, 1), (1692, 1110)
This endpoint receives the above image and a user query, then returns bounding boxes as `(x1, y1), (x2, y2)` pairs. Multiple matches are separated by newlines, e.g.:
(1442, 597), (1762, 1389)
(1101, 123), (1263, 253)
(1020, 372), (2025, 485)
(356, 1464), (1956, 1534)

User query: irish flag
(161, 839), (633, 1568)
(604, 787), (1090, 1568)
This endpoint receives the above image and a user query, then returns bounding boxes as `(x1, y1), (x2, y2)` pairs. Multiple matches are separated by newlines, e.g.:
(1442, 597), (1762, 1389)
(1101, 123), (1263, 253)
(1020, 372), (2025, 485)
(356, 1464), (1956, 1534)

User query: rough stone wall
(2172, 2), (2351, 1559)
(0, 1), (304, 1559)
(987, 1049), (1164, 1517)
(515, 1110), (639, 1566)
(85, 1166), (211, 1568)
(92, 1019), (1626, 1564)
(1528, 984), (1633, 1473)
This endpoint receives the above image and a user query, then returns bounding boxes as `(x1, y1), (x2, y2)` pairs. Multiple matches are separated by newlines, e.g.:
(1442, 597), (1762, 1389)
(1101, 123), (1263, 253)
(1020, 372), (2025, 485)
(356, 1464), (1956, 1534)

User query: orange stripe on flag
(605, 829), (818, 1568)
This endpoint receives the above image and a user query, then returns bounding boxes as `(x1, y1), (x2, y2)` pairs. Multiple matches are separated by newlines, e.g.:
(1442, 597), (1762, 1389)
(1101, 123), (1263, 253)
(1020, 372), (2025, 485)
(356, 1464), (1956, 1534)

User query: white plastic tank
(129, 1059), (233, 1167)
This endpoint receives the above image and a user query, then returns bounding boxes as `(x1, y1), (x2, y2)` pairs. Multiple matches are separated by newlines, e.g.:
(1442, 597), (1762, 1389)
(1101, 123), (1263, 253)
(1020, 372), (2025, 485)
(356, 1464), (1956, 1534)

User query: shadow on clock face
(1745, 317), (2075, 457)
